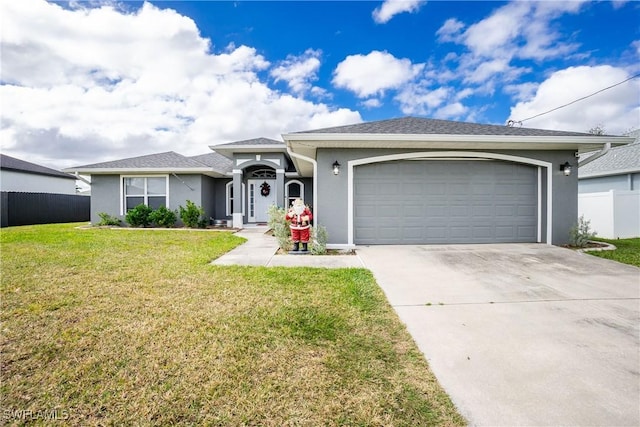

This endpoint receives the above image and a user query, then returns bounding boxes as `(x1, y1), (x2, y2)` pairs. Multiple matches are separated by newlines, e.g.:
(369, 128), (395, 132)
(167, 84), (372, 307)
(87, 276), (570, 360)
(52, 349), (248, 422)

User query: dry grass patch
(1, 223), (465, 426)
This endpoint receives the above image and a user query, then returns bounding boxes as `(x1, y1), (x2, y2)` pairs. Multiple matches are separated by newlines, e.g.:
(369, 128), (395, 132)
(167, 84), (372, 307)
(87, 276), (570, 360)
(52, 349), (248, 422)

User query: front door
(248, 179), (276, 223)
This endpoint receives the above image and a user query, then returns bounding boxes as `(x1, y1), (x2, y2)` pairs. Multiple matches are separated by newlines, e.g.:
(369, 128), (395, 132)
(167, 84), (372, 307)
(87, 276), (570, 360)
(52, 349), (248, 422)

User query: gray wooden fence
(1, 192), (90, 227)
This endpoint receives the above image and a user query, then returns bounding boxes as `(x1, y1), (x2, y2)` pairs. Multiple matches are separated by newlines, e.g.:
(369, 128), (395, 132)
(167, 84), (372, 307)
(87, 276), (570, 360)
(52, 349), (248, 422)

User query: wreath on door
(260, 181), (271, 197)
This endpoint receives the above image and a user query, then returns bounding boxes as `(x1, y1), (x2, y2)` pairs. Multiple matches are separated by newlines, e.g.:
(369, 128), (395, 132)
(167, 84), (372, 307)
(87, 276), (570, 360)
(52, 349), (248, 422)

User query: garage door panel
(354, 160), (538, 244)
(426, 226), (447, 238)
(377, 204), (397, 218)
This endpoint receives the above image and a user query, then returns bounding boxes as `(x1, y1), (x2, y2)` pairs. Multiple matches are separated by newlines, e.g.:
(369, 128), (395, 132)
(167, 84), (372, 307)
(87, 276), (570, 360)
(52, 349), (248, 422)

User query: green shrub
(310, 225), (328, 255)
(268, 204), (291, 251)
(179, 200), (205, 228)
(125, 204), (153, 228)
(96, 212), (121, 226)
(569, 215), (597, 248)
(149, 206), (177, 228)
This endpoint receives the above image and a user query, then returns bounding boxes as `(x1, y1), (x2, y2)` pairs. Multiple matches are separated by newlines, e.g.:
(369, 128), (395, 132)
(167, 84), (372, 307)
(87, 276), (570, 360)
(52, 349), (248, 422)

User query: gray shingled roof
(214, 137), (284, 147)
(296, 117), (596, 137)
(72, 151), (212, 169)
(579, 131), (640, 177)
(188, 153), (233, 173)
(1, 154), (75, 180)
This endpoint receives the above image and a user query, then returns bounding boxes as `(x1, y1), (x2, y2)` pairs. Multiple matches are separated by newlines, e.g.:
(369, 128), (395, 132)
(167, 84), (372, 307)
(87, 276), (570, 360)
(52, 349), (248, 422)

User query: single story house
(65, 117), (632, 247)
(1, 154), (77, 195)
(578, 129), (640, 238)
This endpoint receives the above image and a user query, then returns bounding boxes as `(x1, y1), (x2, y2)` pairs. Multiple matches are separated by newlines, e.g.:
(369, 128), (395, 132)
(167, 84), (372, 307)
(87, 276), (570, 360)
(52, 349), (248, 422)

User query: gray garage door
(354, 160), (537, 244)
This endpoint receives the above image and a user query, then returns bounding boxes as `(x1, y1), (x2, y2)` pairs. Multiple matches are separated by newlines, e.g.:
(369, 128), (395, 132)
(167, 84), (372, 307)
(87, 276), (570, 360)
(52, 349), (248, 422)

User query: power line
(507, 72), (640, 127)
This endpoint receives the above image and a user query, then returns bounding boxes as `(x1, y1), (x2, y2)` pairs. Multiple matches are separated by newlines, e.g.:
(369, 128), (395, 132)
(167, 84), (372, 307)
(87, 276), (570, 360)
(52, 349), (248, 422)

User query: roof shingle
(296, 116), (597, 137)
(579, 131), (640, 177)
(1, 154), (75, 180)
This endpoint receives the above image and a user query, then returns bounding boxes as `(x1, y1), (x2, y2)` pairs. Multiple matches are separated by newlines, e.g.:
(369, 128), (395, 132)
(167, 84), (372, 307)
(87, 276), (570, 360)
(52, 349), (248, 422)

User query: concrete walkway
(211, 226), (364, 268)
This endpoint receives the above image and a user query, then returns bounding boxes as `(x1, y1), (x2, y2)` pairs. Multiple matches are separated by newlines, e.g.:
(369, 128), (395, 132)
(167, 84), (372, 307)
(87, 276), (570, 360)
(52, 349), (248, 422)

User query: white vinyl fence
(578, 190), (640, 238)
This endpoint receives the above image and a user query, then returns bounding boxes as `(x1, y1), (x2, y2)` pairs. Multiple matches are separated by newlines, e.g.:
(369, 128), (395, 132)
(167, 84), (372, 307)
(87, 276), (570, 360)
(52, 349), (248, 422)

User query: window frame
(226, 181), (245, 217)
(285, 180), (305, 208)
(120, 175), (169, 215)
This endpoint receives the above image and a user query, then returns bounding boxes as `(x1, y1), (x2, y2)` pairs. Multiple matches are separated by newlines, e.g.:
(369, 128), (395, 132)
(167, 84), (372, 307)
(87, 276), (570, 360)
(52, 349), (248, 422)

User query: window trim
(285, 179), (304, 208)
(120, 175), (169, 215)
(225, 181), (245, 217)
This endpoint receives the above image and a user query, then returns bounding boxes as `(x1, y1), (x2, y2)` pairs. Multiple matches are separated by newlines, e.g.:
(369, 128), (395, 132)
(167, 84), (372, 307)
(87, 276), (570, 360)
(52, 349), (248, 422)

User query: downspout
(578, 142), (611, 167)
(285, 144), (318, 225)
(171, 173), (195, 191)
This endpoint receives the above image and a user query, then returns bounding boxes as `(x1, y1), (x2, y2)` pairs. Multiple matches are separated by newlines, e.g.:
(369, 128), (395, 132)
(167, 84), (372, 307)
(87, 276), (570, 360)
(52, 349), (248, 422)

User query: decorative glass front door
(248, 179), (276, 222)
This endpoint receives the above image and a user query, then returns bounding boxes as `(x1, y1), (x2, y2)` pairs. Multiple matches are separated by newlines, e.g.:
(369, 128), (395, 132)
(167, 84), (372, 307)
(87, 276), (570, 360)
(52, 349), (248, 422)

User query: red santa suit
(286, 203), (313, 244)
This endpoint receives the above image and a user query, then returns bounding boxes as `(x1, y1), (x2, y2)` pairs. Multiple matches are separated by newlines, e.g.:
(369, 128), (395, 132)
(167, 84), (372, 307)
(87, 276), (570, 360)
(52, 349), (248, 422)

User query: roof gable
(0, 154), (75, 180)
(214, 137), (284, 148)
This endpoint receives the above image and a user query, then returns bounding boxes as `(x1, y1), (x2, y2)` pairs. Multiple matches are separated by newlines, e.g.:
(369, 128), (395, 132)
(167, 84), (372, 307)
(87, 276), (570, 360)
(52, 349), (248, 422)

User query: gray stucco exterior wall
(90, 174), (210, 226)
(90, 175), (121, 224)
(315, 148), (577, 246)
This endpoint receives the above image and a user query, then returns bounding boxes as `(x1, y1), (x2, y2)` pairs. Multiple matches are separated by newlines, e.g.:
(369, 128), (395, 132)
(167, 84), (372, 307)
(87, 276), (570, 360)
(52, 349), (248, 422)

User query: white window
(122, 176), (168, 213)
(285, 180), (304, 208)
(226, 181), (245, 217)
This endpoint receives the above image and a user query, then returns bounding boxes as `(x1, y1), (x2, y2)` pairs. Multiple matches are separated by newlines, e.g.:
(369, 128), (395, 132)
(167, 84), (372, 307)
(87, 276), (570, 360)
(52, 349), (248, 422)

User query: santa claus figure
(286, 198), (313, 252)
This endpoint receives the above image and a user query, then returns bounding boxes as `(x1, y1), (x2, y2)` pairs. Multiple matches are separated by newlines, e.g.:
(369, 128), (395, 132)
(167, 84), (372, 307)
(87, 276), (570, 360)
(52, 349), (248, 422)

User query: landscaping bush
(310, 225), (328, 255)
(179, 200), (205, 228)
(125, 204), (153, 227)
(149, 206), (177, 228)
(268, 204), (292, 252)
(97, 212), (121, 226)
(569, 215), (597, 248)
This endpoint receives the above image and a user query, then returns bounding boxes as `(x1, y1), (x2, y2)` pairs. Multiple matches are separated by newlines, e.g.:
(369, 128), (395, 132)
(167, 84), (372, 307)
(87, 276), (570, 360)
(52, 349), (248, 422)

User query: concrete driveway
(356, 243), (640, 426)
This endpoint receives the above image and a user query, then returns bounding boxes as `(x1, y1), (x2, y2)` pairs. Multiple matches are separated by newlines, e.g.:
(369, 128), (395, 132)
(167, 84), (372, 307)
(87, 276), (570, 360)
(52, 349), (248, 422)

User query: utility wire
(508, 72), (640, 127)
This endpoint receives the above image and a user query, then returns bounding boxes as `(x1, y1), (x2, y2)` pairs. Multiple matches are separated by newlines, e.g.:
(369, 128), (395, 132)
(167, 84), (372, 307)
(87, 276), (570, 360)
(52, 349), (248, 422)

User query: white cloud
(362, 99), (383, 109)
(508, 65), (640, 134)
(462, 1), (530, 58)
(434, 102), (468, 120)
(270, 49), (322, 95)
(503, 82), (539, 102)
(395, 84), (449, 115)
(332, 51), (424, 98)
(372, 0), (424, 24)
(460, 1), (585, 60)
(0, 0), (361, 168)
(436, 18), (465, 43)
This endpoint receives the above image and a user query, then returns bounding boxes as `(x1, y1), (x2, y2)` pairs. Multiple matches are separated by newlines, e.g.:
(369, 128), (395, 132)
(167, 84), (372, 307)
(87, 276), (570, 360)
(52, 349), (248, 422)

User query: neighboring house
(1, 154), (77, 194)
(578, 129), (640, 238)
(1, 154), (89, 227)
(65, 117), (632, 246)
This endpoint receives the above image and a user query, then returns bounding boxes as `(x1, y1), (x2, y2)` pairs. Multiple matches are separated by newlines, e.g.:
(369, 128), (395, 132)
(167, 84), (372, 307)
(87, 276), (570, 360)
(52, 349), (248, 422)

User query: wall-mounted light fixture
(560, 161), (572, 176)
(332, 161), (341, 175)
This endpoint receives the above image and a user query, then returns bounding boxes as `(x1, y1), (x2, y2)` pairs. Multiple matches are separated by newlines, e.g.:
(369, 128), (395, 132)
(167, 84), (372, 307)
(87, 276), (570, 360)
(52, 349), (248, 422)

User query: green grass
(1, 223), (465, 426)
(589, 237), (640, 267)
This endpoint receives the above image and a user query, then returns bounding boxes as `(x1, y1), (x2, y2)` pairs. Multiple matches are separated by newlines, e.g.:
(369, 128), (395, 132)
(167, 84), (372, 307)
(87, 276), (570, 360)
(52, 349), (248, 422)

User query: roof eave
(210, 144), (287, 159)
(283, 133), (633, 155)
(63, 167), (217, 175)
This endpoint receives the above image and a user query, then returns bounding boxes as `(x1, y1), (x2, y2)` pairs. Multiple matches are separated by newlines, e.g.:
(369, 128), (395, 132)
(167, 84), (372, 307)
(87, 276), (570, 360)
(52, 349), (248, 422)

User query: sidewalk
(211, 226), (364, 268)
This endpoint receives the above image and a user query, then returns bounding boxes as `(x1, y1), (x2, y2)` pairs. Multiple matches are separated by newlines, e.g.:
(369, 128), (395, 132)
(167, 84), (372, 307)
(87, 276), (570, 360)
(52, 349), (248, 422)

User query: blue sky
(1, 0), (639, 168)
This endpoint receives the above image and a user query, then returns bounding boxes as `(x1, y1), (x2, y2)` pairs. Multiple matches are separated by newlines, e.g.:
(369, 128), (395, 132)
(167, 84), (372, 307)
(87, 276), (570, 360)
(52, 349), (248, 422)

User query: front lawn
(1, 223), (464, 426)
(589, 237), (640, 267)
